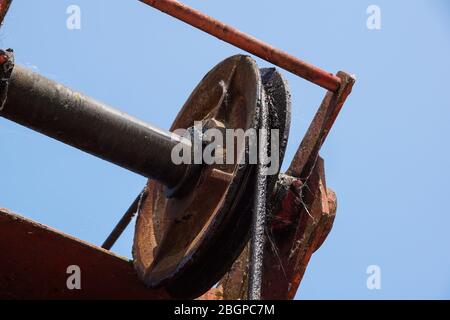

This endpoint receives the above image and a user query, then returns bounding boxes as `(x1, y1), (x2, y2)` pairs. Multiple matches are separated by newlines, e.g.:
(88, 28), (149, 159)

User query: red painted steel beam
(139, 0), (342, 92)
(0, 0), (12, 25)
(0, 208), (172, 299)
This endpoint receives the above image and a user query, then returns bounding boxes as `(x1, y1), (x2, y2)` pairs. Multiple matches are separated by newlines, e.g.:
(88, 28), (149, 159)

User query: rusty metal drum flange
(133, 55), (291, 299)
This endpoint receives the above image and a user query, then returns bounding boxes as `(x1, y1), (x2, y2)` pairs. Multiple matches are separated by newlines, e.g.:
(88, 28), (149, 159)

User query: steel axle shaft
(0, 65), (190, 188)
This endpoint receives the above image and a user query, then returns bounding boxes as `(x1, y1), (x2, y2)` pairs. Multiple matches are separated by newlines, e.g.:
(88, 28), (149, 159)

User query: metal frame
(0, 0), (355, 300)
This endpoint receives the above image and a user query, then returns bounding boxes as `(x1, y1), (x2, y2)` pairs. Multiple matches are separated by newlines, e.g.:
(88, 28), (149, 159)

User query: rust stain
(221, 158), (337, 300)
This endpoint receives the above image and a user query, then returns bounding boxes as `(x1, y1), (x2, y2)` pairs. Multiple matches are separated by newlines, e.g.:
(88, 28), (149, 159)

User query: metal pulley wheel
(133, 55), (291, 299)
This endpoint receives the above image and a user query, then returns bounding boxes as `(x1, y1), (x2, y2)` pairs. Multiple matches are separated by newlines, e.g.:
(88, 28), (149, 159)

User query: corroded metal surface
(133, 55), (261, 299)
(133, 59), (292, 299)
(221, 72), (354, 300)
(219, 243), (250, 300)
(248, 68), (291, 300)
(1, 64), (189, 188)
(221, 159), (337, 300)
(262, 158), (336, 299)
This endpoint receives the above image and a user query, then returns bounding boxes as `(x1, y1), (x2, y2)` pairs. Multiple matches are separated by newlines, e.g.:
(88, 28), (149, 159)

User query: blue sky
(1, 1), (449, 299)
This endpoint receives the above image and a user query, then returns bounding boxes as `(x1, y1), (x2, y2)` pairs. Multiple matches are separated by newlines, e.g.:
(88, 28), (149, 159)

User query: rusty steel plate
(0, 208), (170, 300)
